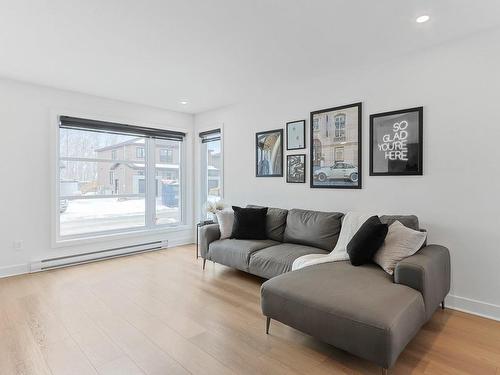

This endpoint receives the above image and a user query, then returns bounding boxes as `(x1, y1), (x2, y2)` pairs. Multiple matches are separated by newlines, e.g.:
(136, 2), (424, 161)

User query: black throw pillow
(230, 206), (268, 240)
(347, 216), (388, 266)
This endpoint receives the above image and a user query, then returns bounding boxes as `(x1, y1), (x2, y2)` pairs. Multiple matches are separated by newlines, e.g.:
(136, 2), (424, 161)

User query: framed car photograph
(310, 102), (362, 189)
(286, 120), (306, 150)
(286, 154), (306, 183)
(256, 129), (283, 177)
(370, 107), (423, 176)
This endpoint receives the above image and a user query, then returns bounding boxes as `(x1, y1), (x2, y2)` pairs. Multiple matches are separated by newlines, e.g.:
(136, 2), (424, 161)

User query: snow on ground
(61, 198), (178, 220)
(60, 198), (180, 236)
(62, 198), (145, 220)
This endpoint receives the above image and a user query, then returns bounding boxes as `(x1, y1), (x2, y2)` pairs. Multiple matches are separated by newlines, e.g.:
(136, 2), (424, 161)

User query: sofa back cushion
(380, 215), (419, 231)
(247, 205), (288, 242)
(284, 209), (343, 250)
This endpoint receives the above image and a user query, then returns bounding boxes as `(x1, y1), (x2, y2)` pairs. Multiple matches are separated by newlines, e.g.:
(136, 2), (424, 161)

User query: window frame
(198, 126), (224, 220)
(52, 112), (189, 246)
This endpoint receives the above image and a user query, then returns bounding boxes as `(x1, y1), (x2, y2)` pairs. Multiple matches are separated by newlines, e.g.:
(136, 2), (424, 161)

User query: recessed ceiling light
(180, 100), (188, 105)
(416, 15), (430, 23)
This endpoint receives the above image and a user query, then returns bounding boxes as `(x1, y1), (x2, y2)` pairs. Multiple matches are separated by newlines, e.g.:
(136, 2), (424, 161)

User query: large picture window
(57, 116), (185, 241)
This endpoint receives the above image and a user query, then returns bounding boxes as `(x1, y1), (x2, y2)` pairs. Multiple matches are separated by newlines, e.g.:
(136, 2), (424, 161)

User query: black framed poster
(310, 102), (362, 189)
(255, 129), (283, 177)
(286, 120), (306, 150)
(286, 154), (306, 183)
(370, 107), (423, 176)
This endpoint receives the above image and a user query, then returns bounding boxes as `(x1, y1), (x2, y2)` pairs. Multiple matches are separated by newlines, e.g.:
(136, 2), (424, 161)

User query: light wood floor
(0, 245), (499, 375)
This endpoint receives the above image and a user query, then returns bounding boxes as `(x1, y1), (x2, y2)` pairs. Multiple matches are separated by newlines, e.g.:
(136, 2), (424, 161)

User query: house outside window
(136, 146), (145, 159)
(159, 148), (173, 163)
(111, 149), (117, 160)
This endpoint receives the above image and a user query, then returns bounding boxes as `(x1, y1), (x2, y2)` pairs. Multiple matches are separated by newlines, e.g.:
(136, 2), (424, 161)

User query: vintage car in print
(313, 162), (358, 183)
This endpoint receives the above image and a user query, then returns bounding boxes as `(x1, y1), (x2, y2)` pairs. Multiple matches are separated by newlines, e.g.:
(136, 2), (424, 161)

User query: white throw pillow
(330, 212), (373, 260)
(216, 210), (234, 239)
(373, 220), (427, 275)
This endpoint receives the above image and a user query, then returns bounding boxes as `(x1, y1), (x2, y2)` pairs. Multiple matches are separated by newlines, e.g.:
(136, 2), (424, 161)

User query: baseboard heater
(36, 241), (165, 271)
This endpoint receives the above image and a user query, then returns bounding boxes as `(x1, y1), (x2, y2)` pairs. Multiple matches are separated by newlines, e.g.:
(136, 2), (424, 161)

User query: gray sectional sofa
(199, 207), (450, 373)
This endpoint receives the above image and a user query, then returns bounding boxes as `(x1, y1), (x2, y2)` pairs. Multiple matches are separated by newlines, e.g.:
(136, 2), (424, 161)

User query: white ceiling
(0, 0), (499, 114)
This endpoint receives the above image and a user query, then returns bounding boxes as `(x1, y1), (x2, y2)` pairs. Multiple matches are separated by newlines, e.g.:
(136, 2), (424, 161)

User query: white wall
(0, 78), (195, 277)
(195, 29), (500, 320)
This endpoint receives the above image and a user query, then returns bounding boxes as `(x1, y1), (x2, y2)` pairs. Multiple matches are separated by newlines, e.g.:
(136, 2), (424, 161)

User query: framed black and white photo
(370, 107), (423, 176)
(286, 154), (306, 183)
(286, 120), (306, 150)
(256, 129), (283, 177)
(310, 102), (362, 189)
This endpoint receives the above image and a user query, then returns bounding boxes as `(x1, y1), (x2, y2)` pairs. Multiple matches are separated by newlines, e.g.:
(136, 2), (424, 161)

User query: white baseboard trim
(0, 239), (195, 279)
(167, 237), (194, 247)
(0, 263), (29, 278)
(446, 294), (500, 322)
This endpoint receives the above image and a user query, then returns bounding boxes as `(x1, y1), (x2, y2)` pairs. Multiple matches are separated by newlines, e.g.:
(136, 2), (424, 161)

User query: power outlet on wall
(161, 240), (169, 249)
(13, 240), (24, 250)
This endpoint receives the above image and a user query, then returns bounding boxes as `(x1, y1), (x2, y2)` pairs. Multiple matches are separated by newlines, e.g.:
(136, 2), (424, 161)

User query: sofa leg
(266, 317), (271, 334)
(382, 368), (389, 375)
(202, 259), (206, 270)
(441, 300), (445, 310)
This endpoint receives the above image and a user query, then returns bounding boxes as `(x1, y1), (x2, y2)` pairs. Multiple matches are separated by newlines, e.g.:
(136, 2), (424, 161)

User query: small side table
(196, 220), (215, 258)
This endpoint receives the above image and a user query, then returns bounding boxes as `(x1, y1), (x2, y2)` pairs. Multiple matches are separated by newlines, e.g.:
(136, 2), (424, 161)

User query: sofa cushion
(380, 215), (419, 231)
(247, 205), (288, 242)
(208, 239), (278, 271)
(261, 262), (426, 368)
(284, 209), (343, 250)
(249, 243), (328, 279)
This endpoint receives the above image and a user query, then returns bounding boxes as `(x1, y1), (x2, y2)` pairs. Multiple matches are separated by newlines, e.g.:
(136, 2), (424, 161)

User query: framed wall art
(286, 154), (306, 183)
(310, 102), (362, 189)
(286, 120), (306, 150)
(370, 107), (423, 176)
(256, 129), (283, 177)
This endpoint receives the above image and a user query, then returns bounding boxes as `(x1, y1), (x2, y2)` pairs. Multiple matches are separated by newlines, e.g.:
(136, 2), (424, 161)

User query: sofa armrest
(394, 244), (451, 320)
(199, 224), (220, 259)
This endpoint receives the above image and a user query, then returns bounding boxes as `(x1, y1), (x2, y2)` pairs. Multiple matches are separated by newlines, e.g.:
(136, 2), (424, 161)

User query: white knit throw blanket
(292, 212), (372, 271)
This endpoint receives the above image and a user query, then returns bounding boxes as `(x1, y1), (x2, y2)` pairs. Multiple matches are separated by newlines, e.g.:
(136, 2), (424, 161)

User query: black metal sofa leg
(266, 317), (271, 334)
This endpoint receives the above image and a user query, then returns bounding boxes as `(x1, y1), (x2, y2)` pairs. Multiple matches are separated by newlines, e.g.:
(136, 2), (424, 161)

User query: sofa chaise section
(261, 261), (427, 369)
(261, 243), (451, 369)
